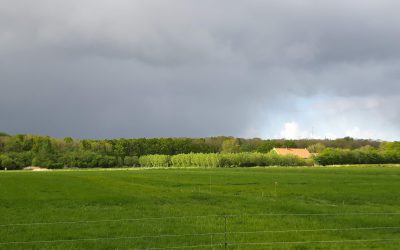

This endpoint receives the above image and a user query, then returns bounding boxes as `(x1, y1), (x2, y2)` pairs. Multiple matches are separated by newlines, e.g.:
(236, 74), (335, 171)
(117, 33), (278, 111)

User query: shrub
(307, 143), (326, 153)
(139, 155), (170, 168)
(0, 154), (17, 170)
(171, 153), (193, 168)
(124, 156), (139, 167)
(170, 153), (220, 168)
(12, 151), (34, 168)
(169, 152), (311, 168)
(315, 148), (348, 165)
(0, 152), (34, 169)
(59, 151), (118, 168)
(314, 147), (398, 166)
(265, 152), (310, 166)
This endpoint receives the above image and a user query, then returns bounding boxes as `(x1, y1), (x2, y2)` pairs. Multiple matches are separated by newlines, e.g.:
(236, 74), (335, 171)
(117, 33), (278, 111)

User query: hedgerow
(171, 153), (219, 168)
(141, 152), (312, 168)
(138, 154), (171, 168)
(314, 145), (400, 165)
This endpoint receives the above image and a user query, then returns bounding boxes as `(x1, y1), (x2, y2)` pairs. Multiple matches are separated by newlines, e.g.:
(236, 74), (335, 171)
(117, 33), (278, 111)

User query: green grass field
(1, 166), (400, 249)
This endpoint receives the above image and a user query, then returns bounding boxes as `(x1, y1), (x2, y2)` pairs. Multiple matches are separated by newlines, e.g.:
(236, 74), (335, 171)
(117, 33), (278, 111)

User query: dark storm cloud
(1, 0), (400, 139)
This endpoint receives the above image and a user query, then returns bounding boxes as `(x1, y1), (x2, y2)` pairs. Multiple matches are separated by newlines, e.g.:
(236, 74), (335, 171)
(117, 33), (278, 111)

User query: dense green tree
(282, 140), (297, 148)
(113, 139), (129, 165)
(0, 154), (17, 170)
(7, 151), (34, 168)
(307, 143), (326, 153)
(124, 156), (139, 167)
(380, 141), (400, 151)
(256, 141), (281, 153)
(221, 138), (240, 153)
(64, 137), (73, 144)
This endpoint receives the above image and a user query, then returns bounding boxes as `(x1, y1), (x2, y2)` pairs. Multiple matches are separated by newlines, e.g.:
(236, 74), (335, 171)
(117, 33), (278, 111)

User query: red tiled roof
(273, 148), (312, 159)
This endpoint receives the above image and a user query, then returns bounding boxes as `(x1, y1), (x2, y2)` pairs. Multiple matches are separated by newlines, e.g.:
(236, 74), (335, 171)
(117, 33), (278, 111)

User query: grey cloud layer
(0, 0), (399, 138)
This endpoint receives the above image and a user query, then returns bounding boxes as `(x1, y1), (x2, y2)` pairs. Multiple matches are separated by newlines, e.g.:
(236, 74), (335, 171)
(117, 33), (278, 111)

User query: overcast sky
(1, 0), (400, 140)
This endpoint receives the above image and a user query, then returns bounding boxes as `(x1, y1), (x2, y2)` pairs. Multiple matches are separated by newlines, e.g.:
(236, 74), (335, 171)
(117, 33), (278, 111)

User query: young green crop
(1, 167), (400, 249)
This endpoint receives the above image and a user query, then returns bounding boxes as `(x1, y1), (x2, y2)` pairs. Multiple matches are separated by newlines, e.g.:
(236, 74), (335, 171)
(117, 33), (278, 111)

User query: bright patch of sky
(267, 95), (400, 140)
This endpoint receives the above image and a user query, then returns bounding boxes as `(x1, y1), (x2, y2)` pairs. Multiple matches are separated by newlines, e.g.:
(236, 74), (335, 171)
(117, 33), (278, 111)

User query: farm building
(272, 148), (313, 159)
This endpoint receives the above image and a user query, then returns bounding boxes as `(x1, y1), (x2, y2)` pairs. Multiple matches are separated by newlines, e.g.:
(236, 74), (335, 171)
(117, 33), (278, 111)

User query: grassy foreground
(1, 166), (400, 249)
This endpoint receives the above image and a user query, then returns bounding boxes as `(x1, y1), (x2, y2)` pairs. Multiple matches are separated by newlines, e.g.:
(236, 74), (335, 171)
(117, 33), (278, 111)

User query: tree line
(0, 132), (395, 169)
(140, 152), (312, 168)
(315, 143), (400, 165)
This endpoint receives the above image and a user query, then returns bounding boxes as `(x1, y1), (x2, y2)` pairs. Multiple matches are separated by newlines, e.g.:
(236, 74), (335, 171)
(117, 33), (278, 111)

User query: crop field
(1, 166), (400, 249)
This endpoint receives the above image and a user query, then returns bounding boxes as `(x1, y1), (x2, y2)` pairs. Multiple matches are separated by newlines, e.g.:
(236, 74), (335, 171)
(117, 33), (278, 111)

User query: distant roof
(273, 148), (312, 158)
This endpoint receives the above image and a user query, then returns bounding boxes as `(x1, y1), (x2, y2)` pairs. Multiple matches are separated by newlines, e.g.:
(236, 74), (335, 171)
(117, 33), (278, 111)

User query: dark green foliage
(221, 138), (240, 153)
(315, 143), (400, 165)
(282, 140), (297, 148)
(256, 140), (282, 153)
(8, 151), (34, 169)
(0, 154), (17, 170)
(4, 134), (33, 152)
(59, 151), (117, 169)
(0, 151), (34, 170)
(124, 156), (139, 167)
